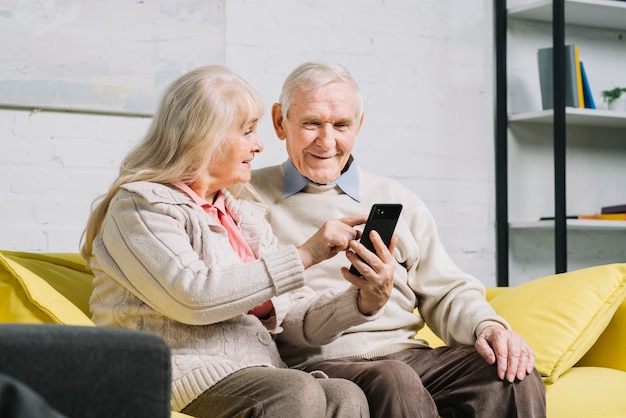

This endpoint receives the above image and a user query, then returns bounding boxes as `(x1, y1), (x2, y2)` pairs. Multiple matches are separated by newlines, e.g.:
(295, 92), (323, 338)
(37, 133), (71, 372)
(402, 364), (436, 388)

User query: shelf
(510, 219), (626, 231)
(509, 0), (626, 31)
(509, 108), (626, 128)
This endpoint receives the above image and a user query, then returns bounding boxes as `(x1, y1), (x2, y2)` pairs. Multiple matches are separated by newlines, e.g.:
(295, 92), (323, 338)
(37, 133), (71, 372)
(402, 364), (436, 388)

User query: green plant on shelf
(601, 87), (626, 106)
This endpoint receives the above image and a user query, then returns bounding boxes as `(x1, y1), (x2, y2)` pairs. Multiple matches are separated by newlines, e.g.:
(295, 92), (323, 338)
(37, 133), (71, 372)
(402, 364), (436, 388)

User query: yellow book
(578, 213), (626, 221)
(574, 45), (585, 108)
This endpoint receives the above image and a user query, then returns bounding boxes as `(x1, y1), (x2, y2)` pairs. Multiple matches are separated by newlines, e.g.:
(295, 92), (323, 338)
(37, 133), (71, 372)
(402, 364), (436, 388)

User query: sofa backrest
(3, 250), (625, 379)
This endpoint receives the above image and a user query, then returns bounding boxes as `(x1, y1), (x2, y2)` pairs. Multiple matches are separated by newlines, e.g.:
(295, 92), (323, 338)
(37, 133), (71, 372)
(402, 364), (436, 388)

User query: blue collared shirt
(282, 158), (361, 202)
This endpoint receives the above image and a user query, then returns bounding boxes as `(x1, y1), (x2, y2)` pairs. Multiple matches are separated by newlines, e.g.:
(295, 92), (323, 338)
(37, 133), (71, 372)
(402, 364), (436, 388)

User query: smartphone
(349, 203), (403, 276)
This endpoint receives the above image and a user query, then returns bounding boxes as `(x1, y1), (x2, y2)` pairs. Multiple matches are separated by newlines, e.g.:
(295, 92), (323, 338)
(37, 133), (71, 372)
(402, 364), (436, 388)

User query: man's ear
(271, 103), (286, 141)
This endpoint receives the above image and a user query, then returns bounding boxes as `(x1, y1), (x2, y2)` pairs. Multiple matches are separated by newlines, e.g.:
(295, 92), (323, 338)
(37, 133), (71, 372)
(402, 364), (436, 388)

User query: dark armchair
(0, 324), (172, 418)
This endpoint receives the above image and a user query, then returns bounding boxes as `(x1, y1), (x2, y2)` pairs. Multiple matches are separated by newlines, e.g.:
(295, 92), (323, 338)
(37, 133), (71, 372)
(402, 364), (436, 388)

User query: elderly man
(247, 61), (546, 418)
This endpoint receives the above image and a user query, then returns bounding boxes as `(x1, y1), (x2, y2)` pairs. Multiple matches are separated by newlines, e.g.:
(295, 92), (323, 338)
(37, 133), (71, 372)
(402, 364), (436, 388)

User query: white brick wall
(0, 0), (500, 286)
(0, 110), (151, 252)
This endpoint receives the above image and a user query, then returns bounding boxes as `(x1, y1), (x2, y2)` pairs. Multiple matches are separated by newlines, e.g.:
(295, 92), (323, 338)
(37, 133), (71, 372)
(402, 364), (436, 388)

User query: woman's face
(201, 117), (264, 197)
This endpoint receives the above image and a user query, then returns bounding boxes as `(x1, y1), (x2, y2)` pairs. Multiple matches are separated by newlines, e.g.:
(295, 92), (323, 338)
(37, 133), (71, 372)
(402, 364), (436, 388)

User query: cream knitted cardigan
(89, 181), (376, 411)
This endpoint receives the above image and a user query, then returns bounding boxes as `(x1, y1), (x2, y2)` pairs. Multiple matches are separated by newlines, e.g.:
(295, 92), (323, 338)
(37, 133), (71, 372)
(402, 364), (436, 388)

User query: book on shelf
(540, 213), (626, 221)
(537, 44), (585, 110)
(601, 203), (626, 214)
(539, 216), (578, 221)
(579, 61), (596, 109)
(578, 213), (626, 221)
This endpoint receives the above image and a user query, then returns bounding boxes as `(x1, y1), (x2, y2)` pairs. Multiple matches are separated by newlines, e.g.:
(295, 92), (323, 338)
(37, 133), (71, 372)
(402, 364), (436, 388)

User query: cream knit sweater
(248, 163), (509, 369)
(89, 181), (376, 411)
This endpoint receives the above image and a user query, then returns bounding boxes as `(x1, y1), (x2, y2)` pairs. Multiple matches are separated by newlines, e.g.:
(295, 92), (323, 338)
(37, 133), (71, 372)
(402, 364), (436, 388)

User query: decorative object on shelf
(601, 87), (626, 111)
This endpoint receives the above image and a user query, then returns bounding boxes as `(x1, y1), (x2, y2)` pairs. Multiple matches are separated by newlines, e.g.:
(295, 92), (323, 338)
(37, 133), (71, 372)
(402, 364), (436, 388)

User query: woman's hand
(297, 215), (367, 268)
(342, 230), (397, 315)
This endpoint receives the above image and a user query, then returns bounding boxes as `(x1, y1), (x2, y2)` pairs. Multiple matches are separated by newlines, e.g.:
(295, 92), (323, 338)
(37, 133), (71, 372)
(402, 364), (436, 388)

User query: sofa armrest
(576, 297), (626, 372)
(0, 324), (172, 418)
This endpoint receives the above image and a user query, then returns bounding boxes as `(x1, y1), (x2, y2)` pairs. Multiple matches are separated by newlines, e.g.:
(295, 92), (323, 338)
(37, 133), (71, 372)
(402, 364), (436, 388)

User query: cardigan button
(257, 330), (272, 346)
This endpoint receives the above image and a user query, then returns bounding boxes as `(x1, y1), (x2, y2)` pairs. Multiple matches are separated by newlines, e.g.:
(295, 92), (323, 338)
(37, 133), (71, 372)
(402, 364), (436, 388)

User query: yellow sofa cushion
(489, 263), (626, 384)
(0, 251), (94, 325)
(545, 366), (626, 418)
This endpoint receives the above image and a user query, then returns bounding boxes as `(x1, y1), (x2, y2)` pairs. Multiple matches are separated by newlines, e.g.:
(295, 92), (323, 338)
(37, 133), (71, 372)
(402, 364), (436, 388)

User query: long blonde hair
(81, 65), (263, 260)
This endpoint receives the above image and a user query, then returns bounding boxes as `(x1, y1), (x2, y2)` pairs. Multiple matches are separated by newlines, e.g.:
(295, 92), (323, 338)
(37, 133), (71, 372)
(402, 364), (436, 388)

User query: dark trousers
(305, 346), (546, 418)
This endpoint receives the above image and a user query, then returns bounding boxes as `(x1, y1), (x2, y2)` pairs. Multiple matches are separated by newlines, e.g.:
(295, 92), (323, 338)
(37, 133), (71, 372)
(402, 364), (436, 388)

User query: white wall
(0, 0), (225, 114)
(0, 0), (499, 286)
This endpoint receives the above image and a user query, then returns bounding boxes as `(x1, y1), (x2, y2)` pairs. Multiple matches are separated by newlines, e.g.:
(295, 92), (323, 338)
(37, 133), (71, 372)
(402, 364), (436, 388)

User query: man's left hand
(342, 230), (397, 316)
(475, 325), (536, 383)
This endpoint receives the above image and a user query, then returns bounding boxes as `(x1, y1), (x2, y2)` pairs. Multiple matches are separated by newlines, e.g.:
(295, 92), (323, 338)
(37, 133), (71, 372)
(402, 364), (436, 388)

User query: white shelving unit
(496, 0), (626, 282)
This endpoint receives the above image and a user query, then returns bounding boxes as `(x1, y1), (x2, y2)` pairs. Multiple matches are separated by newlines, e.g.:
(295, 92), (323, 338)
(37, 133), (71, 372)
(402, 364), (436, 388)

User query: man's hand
(475, 325), (536, 383)
(341, 230), (397, 315)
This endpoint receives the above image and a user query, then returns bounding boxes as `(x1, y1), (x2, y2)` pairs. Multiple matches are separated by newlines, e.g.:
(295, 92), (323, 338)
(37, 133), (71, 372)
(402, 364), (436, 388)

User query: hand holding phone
(349, 203), (402, 276)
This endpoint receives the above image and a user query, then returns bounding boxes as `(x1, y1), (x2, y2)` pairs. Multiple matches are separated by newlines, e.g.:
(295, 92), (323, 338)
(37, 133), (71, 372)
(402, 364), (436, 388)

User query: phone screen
(349, 203), (402, 276)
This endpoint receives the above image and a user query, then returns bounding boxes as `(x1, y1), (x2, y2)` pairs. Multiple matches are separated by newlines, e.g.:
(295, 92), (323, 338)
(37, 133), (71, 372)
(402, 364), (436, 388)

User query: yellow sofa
(2, 250), (625, 417)
(416, 264), (626, 418)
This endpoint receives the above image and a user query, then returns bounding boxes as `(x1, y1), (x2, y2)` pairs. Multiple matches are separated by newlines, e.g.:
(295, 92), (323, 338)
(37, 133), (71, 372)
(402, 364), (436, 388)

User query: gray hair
(279, 61), (363, 121)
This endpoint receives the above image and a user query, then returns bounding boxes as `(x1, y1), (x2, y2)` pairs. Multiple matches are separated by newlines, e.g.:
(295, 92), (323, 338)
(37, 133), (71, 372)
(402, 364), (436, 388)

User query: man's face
(272, 82), (363, 185)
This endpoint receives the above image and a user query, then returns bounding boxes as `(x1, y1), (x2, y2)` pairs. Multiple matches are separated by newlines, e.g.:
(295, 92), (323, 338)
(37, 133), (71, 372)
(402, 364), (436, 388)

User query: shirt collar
(171, 181), (227, 213)
(282, 157), (361, 202)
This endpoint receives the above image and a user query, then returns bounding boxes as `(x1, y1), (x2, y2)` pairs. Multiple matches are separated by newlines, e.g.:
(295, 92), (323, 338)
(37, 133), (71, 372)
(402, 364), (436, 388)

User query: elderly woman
(80, 65), (392, 417)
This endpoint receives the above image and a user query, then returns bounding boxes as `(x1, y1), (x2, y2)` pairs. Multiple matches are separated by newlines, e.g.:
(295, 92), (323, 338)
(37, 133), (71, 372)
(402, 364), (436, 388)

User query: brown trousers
(305, 346), (546, 418)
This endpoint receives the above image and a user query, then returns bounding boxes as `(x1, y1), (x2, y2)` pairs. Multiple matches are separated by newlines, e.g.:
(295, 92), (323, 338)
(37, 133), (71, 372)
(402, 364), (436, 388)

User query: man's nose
(316, 124), (335, 148)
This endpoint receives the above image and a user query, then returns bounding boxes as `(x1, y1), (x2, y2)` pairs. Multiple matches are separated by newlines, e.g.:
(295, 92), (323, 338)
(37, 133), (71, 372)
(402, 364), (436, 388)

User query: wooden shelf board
(510, 219), (626, 231)
(508, 108), (626, 128)
(509, 0), (626, 31)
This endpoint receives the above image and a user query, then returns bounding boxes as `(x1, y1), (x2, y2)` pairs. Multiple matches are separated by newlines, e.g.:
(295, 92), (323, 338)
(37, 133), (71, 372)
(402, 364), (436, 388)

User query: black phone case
(349, 203), (402, 276)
